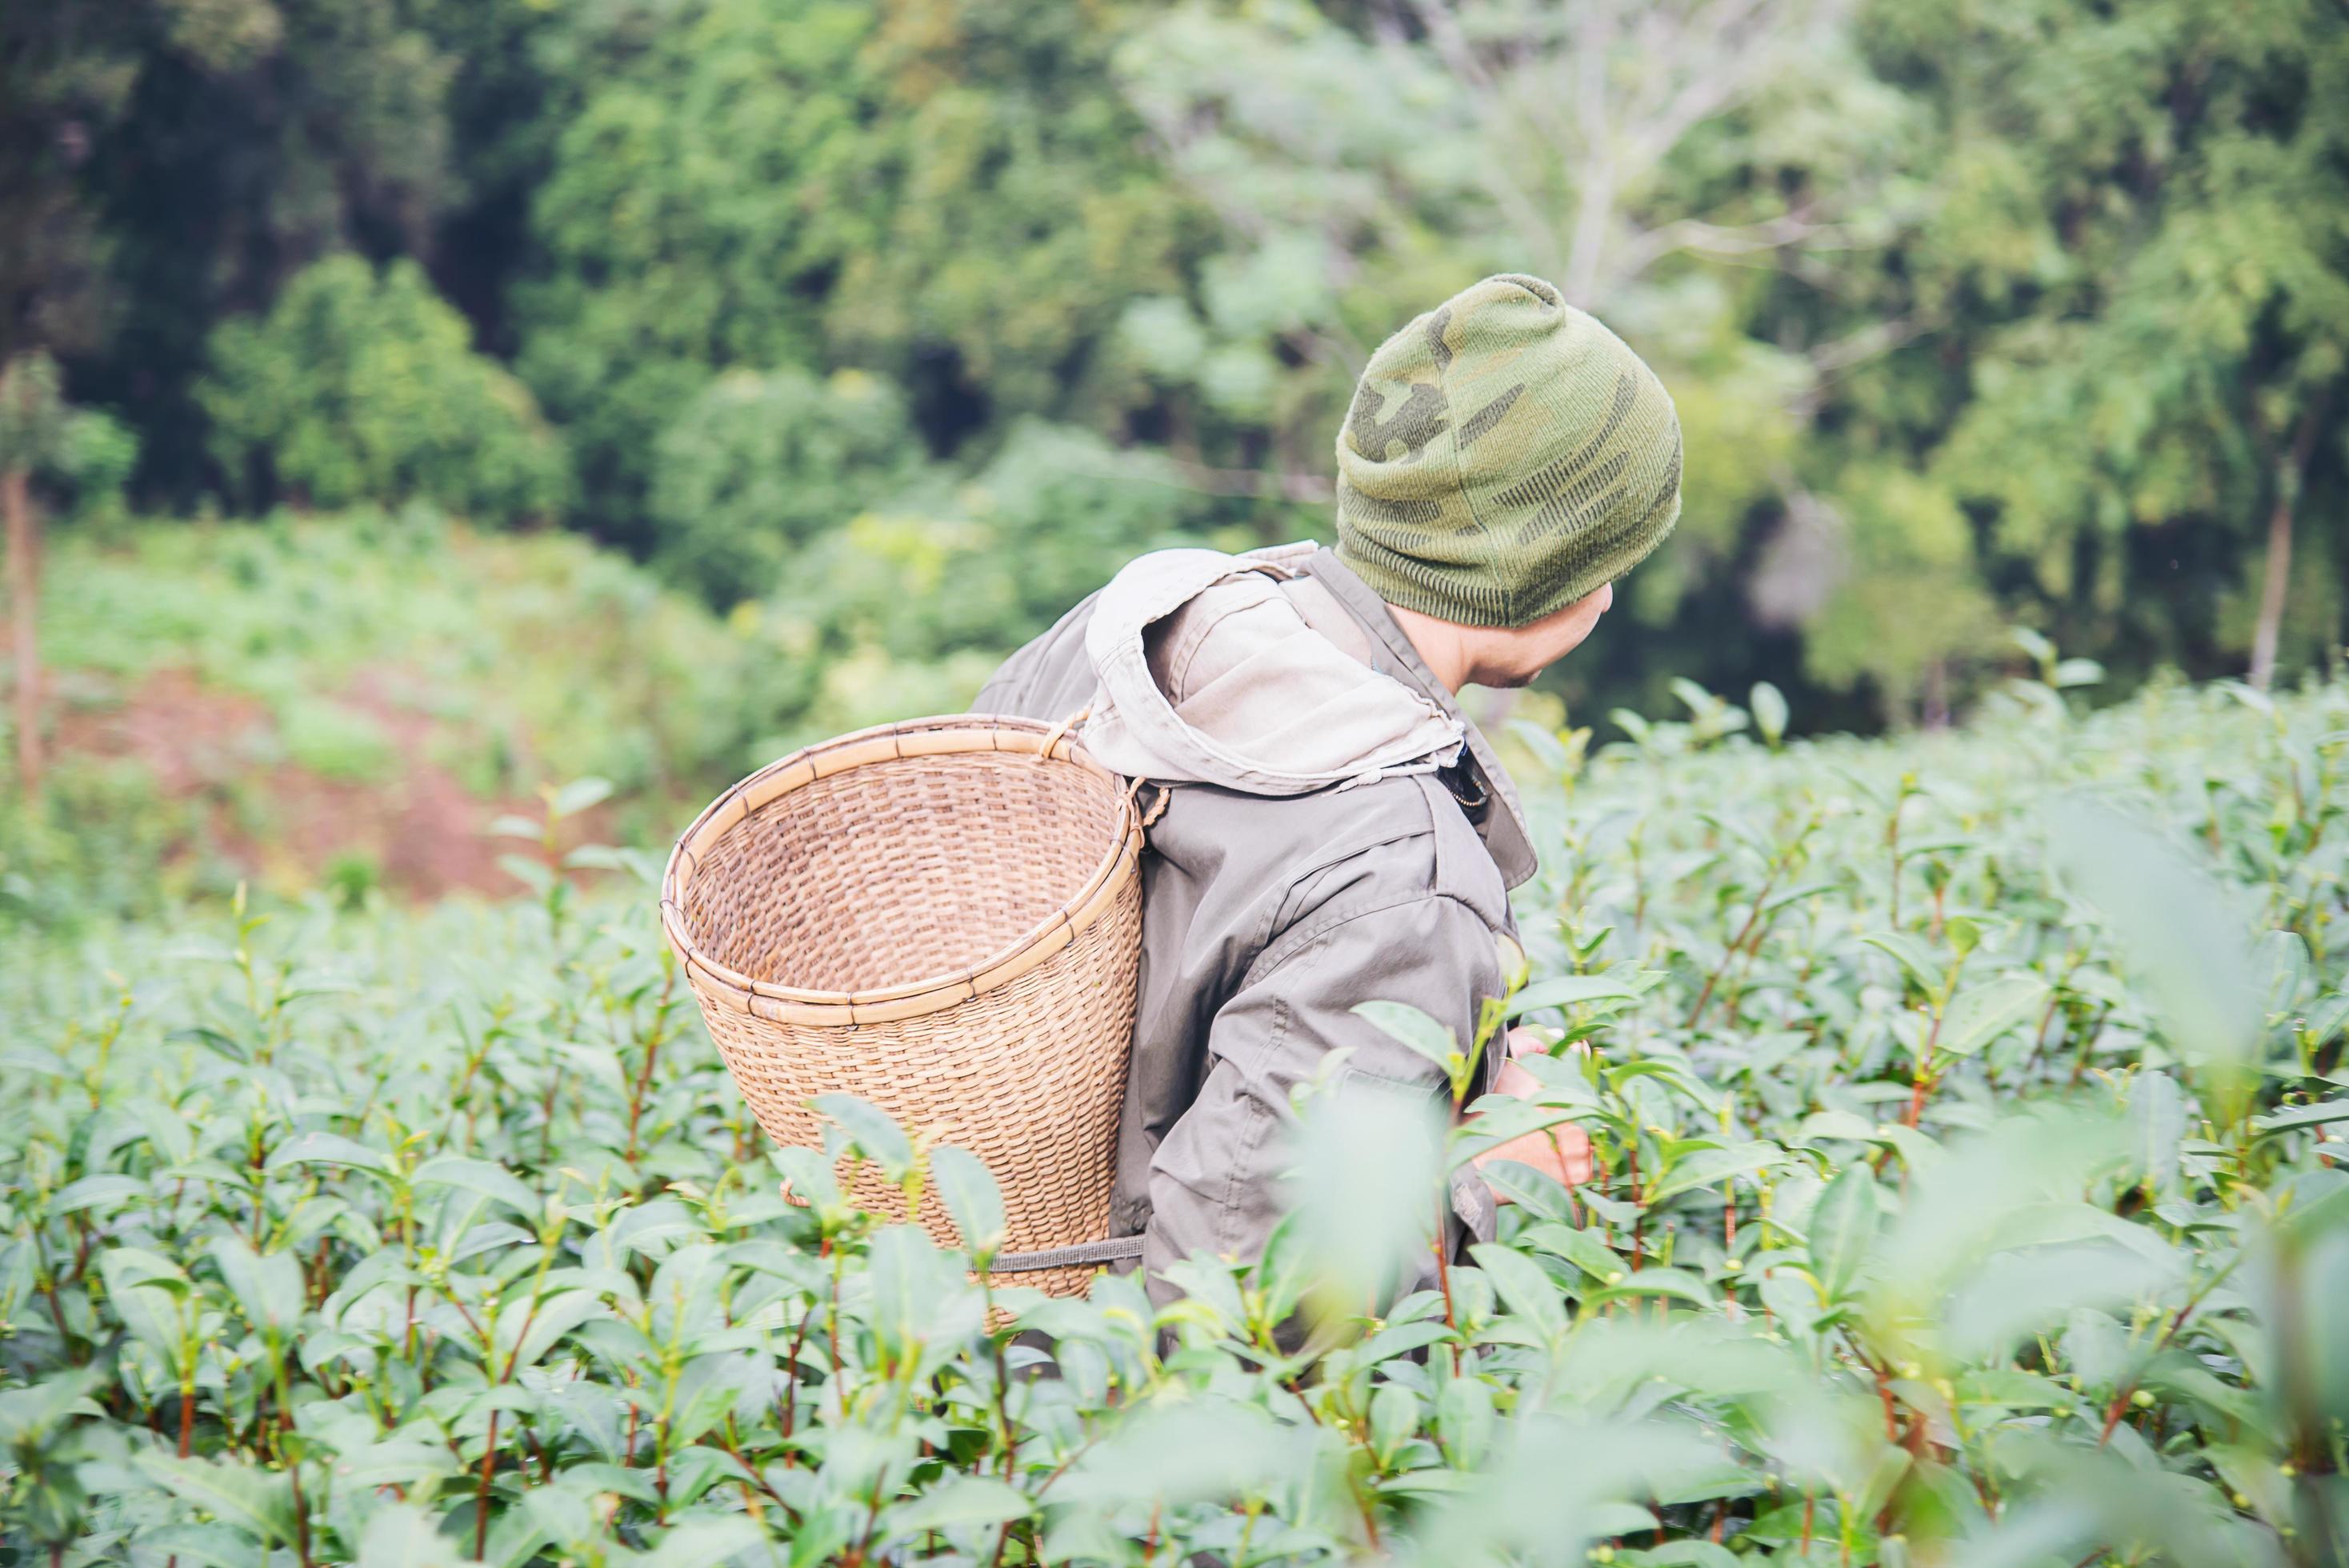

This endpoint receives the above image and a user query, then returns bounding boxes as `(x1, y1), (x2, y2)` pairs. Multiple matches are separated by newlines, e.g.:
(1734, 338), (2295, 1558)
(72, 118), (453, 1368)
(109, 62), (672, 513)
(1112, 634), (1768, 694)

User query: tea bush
(4, 669), (2346, 1566)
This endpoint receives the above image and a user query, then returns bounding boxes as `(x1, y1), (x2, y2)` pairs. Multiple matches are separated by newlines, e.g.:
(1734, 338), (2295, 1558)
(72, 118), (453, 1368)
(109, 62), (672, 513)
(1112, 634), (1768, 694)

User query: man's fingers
(1492, 1058), (1543, 1098)
(1473, 1117), (1592, 1194)
(1547, 1126), (1595, 1186)
(1543, 1122), (1594, 1186)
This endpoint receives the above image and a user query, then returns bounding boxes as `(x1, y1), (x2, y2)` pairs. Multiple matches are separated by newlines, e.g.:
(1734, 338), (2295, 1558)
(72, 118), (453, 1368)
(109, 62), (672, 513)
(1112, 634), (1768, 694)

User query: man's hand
(1470, 1051), (1594, 1195)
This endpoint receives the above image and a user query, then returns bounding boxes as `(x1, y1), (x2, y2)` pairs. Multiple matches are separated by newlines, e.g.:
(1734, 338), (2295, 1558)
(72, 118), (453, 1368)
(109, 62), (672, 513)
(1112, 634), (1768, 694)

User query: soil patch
(50, 665), (614, 900)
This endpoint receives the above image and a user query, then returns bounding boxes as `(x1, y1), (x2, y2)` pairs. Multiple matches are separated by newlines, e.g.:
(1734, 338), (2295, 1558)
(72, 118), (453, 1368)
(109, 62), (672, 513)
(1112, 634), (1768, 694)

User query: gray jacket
(972, 542), (1539, 1306)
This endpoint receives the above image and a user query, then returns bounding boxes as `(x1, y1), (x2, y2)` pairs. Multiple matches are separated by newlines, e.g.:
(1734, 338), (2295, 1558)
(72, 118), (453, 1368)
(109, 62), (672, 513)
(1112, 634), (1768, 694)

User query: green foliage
(47, 404), (139, 529)
(515, 0), (1187, 542)
(1799, 462), (2004, 710)
(0, 352), (69, 472)
(755, 421), (1231, 738)
(13, 490), (1232, 918)
(202, 258), (567, 526)
(821, 1), (1193, 421)
(6, 674), (2347, 1562)
(14, 0), (2348, 727)
(0, 755), (218, 930)
(2, 0), (469, 490)
(650, 368), (925, 607)
(272, 695), (397, 784)
(1852, 0), (2349, 693)
(510, 0), (874, 538)
(0, 352), (139, 530)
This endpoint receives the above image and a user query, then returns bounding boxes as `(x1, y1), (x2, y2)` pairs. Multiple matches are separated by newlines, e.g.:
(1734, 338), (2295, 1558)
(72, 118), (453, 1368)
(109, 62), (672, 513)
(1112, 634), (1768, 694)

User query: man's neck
(1383, 601), (1475, 694)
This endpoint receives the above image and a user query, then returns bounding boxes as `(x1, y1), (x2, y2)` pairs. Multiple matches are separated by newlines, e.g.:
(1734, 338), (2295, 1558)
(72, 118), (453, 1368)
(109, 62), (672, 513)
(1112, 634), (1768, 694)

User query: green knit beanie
(1333, 274), (1683, 628)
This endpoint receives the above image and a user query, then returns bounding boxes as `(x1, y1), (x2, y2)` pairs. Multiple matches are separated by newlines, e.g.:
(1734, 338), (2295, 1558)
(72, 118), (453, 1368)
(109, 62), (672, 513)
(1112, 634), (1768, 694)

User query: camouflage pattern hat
(1334, 274), (1682, 628)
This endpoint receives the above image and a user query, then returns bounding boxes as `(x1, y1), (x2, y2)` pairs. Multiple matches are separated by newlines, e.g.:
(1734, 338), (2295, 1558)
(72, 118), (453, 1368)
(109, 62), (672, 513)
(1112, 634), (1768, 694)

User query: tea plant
(3, 669), (2346, 1566)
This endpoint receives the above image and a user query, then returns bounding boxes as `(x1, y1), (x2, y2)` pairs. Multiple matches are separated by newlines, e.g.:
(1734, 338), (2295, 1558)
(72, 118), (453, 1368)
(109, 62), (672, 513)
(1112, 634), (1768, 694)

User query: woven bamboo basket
(659, 714), (1143, 1298)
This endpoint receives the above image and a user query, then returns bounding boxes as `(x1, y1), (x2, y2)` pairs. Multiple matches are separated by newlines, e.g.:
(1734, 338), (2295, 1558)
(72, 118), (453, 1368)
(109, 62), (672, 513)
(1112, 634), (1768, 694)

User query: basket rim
(658, 713), (1142, 1025)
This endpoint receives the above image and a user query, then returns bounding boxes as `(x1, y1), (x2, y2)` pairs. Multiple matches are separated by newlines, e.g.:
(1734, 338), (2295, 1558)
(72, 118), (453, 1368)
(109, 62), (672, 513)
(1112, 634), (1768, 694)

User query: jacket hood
(1078, 545), (1466, 796)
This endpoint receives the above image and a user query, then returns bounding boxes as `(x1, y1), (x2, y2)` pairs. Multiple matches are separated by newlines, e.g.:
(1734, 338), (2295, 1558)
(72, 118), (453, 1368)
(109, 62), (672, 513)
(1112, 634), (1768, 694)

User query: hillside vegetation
(5, 670), (2344, 1566)
(0, 510), (1527, 915)
(5, 514), (803, 918)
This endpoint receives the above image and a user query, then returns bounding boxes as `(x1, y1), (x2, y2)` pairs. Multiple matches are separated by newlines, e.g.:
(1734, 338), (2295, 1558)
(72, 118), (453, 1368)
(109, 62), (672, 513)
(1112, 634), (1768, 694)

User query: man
(974, 273), (1682, 1305)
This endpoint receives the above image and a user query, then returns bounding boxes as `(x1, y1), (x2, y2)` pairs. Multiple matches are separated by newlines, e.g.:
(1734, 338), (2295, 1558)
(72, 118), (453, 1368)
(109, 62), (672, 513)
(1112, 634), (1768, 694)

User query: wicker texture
(661, 715), (1142, 1297)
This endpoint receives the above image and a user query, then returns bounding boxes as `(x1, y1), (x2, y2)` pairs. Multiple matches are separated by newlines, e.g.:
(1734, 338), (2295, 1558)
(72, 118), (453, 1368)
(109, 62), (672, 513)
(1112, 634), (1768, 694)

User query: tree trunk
(2250, 398), (2328, 692)
(4, 464), (38, 802)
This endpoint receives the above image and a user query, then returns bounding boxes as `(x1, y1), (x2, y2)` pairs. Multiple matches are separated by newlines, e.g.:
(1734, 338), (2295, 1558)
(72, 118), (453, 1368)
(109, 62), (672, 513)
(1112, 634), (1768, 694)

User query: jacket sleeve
(1139, 886), (1504, 1310)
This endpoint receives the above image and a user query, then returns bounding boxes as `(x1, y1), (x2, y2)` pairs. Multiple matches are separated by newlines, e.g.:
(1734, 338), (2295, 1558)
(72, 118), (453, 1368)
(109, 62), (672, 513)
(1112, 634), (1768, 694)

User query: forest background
(3, 0), (2345, 905)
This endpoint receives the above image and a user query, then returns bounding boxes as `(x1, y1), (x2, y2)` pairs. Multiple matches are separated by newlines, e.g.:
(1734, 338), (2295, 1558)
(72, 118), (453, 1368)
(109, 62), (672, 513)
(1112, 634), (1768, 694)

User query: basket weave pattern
(661, 716), (1143, 1297)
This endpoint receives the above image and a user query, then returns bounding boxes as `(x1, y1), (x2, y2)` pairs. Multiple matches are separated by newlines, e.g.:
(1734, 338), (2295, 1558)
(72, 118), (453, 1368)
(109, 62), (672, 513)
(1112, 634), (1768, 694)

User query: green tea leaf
(50, 1174), (149, 1214)
(267, 1131), (394, 1177)
(1750, 682), (1789, 746)
(1351, 1000), (1458, 1071)
(1521, 1222), (1628, 1285)
(810, 1092), (914, 1175)
(135, 1453), (296, 1544)
(866, 1224), (960, 1362)
(1504, 973), (1644, 1020)
(609, 1199), (698, 1255)
(550, 777), (616, 818)
(1506, 718), (1571, 774)
(1647, 1142), (1790, 1204)
(882, 1475), (1033, 1540)
(412, 1156), (541, 1218)
(931, 1145), (1008, 1261)
(2129, 1071), (2189, 1190)
(1861, 932), (1945, 996)
(331, 1441), (464, 1492)
(1585, 1266), (1714, 1308)
(98, 1247), (187, 1354)
(2048, 798), (2261, 1118)
(1807, 1162), (1878, 1301)
(496, 1290), (606, 1373)
(768, 1150), (840, 1220)
(1469, 1242), (1567, 1340)
(1939, 974), (2050, 1058)
(2255, 1098), (2349, 1134)
(209, 1236), (305, 1336)
(495, 854), (554, 896)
